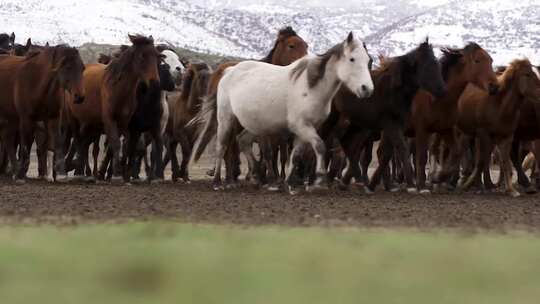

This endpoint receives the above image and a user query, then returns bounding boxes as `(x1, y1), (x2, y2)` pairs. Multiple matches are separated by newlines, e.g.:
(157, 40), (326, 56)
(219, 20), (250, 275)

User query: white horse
(159, 49), (185, 135)
(197, 32), (374, 191)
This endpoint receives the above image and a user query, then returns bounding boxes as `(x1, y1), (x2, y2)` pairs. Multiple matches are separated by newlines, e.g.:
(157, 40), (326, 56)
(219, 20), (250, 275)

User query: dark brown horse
(0, 45), (85, 182)
(456, 59), (540, 197)
(164, 62), (211, 182)
(67, 35), (161, 182)
(330, 39), (446, 194)
(408, 43), (499, 193)
(196, 26), (308, 187)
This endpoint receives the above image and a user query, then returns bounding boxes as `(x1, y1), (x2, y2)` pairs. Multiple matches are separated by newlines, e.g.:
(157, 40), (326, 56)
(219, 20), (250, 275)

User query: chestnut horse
(0, 45), (85, 182)
(331, 39), (446, 194)
(456, 59), (540, 197)
(408, 43), (499, 193)
(67, 35), (161, 182)
(195, 26), (308, 186)
(164, 62), (211, 182)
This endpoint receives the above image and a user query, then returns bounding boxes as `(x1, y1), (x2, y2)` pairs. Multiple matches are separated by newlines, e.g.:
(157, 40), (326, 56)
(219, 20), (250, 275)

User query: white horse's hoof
(419, 189), (431, 195)
(389, 186), (401, 193)
(213, 184), (225, 191)
(407, 187), (418, 194)
(288, 186), (300, 196)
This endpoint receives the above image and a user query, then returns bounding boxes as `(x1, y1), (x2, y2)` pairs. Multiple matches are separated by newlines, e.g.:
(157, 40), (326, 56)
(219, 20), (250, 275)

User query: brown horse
(67, 35), (161, 182)
(0, 45), (85, 182)
(456, 59), (540, 197)
(164, 62), (210, 182)
(408, 43), (499, 193)
(196, 26), (308, 187)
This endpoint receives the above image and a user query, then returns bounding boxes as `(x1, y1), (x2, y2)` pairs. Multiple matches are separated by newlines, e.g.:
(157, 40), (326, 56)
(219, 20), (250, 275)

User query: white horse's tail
(190, 93), (218, 163)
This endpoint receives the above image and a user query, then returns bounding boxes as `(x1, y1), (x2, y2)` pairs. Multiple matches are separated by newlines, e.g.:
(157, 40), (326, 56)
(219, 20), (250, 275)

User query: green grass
(0, 223), (539, 304)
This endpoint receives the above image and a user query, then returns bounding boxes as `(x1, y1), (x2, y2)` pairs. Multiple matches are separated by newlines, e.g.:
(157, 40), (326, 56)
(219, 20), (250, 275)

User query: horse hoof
(111, 176), (124, 184)
(56, 175), (69, 183)
(150, 179), (164, 185)
(15, 179), (26, 185)
(267, 185), (281, 192)
(72, 175), (87, 183)
(213, 184), (225, 191)
(509, 191), (521, 198)
(337, 181), (349, 191)
(524, 185), (538, 195)
(85, 176), (96, 183)
(419, 189), (431, 195)
(406, 187), (418, 194)
(364, 186), (375, 195)
(288, 186), (300, 196)
(306, 184), (329, 193)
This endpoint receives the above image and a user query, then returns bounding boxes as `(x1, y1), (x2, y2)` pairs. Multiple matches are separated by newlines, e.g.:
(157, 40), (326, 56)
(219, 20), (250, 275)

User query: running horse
(456, 59), (540, 197)
(408, 43), (499, 193)
(193, 26), (308, 187)
(0, 44), (85, 182)
(66, 35), (161, 183)
(194, 32), (374, 192)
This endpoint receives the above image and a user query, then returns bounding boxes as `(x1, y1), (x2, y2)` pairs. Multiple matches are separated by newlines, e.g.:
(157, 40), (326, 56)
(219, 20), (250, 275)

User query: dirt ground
(1, 153), (539, 232)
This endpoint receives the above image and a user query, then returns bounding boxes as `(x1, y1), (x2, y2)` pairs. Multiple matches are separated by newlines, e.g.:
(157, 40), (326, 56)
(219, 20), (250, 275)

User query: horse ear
(45, 42), (50, 47)
(346, 32), (354, 44)
(10, 32), (15, 44)
(25, 38), (32, 47)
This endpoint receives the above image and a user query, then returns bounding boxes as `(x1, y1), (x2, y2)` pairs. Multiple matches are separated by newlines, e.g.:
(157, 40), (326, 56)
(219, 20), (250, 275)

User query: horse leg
(3, 126), (18, 179)
(462, 132), (490, 193)
(35, 124), (48, 180)
(103, 118), (124, 183)
(512, 139), (534, 193)
(391, 128), (416, 193)
(415, 130), (430, 193)
(498, 136), (520, 197)
(212, 118), (234, 191)
(237, 130), (260, 187)
(178, 133), (193, 183)
(150, 128), (164, 182)
(367, 133), (393, 193)
(168, 140), (182, 182)
(261, 137), (279, 190)
(16, 118), (34, 182)
(484, 142), (497, 191)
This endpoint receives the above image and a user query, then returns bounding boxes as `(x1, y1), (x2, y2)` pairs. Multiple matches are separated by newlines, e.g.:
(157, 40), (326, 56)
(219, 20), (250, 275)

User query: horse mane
(290, 41), (345, 88)
(499, 58), (531, 92)
(105, 35), (154, 84)
(440, 42), (481, 81)
(181, 62), (210, 101)
(261, 26), (299, 63)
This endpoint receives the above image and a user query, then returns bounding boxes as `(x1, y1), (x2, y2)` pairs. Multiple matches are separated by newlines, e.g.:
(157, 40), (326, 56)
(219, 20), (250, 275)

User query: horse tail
(190, 92), (218, 163)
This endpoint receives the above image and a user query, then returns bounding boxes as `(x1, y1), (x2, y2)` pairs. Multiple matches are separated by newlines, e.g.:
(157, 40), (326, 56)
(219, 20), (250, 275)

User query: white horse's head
(335, 32), (374, 99)
(161, 49), (185, 82)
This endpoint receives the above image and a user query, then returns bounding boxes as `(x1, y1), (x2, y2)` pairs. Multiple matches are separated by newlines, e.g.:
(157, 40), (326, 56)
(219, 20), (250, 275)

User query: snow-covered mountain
(1, 0), (538, 65)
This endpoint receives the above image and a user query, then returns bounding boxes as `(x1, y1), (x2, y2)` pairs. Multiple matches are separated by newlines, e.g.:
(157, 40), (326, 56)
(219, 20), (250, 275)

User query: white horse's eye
(350, 58), (355, 62)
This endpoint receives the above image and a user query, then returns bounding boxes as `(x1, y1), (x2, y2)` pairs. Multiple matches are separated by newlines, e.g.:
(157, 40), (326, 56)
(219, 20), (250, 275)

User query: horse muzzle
(73, 94), (86, 104)
(488, 83), (499, 96)
(355, 85), (374, 99)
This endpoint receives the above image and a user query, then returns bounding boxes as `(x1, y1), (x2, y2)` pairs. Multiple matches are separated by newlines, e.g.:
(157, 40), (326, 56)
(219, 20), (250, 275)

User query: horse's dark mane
(105, 35), (154, 84)
(290, 41), (347, 88)
(440, 42), (481, 81)
(261, 26), (299, 63)
(181, 63), (210, 100)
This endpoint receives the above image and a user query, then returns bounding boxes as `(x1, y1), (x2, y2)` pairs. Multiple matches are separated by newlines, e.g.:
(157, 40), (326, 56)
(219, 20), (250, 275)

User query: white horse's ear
(347, 32), (354, 44)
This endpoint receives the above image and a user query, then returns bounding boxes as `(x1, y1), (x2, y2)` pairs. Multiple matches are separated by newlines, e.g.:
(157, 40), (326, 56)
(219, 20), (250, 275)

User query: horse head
(408, 38), (447, 98)
(334, 32), (374, 98)
(51, 45), (86, 104)
(262, 26), (308, 66)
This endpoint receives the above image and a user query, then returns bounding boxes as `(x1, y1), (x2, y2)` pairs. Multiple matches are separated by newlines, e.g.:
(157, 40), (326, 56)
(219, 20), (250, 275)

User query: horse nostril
(361, 85), (368, 92)
(176, 67), (182, 71)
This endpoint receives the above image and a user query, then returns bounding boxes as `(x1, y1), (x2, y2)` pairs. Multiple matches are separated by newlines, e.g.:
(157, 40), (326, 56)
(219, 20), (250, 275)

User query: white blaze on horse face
(335, 34), (374, 99)
(161, 50), (185, 82)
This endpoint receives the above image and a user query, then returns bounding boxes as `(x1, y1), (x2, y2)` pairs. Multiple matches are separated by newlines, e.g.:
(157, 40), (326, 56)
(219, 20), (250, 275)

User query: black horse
(327, 39), (447, 193)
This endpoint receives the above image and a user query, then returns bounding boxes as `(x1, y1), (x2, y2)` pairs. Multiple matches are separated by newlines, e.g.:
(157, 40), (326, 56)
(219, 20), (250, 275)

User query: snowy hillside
(0, 0), (538, 65)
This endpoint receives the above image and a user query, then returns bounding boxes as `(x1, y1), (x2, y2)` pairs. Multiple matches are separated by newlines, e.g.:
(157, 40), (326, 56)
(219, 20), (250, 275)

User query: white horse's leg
(213, 96), (234, 191)
(237, 130), (259, 185)
(285, 138), (303, 194)
(295, 125), (328, 188)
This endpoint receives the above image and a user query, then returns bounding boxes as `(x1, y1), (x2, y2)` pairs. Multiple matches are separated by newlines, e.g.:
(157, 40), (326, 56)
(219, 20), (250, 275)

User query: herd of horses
(0, 27), (540, 198)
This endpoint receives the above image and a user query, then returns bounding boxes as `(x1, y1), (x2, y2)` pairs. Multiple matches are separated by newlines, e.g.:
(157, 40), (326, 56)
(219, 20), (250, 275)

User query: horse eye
(474, 59), (481, 63)
(350, 58), (355, 63)
(288, 45), (295, 49)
